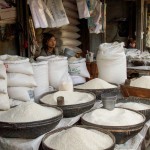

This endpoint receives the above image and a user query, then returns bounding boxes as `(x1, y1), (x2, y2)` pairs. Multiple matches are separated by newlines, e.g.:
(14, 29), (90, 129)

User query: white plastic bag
(0, 93), (10, 110)
(0, 79), (7, 94)
(0, 61), (6, 79)
(8, 87), (34, 102)
(0, 55), (33, 75)
(59, 73), (73, 91)
(7, 73), (37, 87)
(96, 42), (127, 84)
(68, 58), (90, 78)
(70, 75), (86, 85)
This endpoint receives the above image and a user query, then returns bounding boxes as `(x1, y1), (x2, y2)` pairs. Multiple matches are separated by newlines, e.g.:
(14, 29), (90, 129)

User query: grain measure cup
(101, 92), (117, 110)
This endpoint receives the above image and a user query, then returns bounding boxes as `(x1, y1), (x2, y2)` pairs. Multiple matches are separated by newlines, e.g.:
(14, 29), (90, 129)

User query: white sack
(61, 25), (80, 32)
(8, 87), (34, 102)
(0, 93), (10, 110)
(46, 0), (69, 27)
(59, 73), (73, 91)
(7, 73), (37, 87)
(0, 55), (33, 75)
(0, 79), (7, 94)
(71, 75), (86, 85)
(32, 61), (50, 101)
(68, 58), (90, 78)
(52, 30), (80, 39)
(57, 38), (81, 47)
(96, 42), (127, 84)
(0, 61), (6, 79)
(37, 56), (68, 89)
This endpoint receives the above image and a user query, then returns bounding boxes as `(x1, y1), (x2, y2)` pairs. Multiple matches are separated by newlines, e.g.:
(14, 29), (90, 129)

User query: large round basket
(116, 96), (150, 121)
(74, 86), (119, 100)
(81, 108), (146, 144)
(0, 105), (63, 138)
(42, 125), (116, 150)
(40, 91), (96, 118)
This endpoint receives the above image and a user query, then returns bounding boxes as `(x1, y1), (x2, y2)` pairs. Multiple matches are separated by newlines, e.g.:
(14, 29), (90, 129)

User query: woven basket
(40, 91), (96, 118)
(0, 105), (63, 138)
(42, 125), (116, 150)
(120, 84), (150, 99)
(74, 87), (119, 100)
(116, 96), (150, 121)
(81, 108), (146, 144)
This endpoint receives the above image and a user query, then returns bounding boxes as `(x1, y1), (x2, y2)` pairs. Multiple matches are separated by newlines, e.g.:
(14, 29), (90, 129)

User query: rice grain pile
(82, 108), (145, 126)
(0, 102), (61, 123)
(74, 78), (117, 89)
(44, 127), (113, 150)
(130, 76), (150, 89)
(40, 91), (94, 105)
(116, 102), (150, 111)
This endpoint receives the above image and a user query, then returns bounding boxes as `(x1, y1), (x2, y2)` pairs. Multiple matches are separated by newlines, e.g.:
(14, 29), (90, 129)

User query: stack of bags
(0, 61), (10, 110)
(32, 61), (50, 102)
(0, 55), (37, 102)
(37, 55), (69, 90)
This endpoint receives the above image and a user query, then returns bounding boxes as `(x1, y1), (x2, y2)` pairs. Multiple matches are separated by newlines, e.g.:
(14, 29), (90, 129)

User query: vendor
(40, 32), (57, 56)
(127, 38), (136, 48)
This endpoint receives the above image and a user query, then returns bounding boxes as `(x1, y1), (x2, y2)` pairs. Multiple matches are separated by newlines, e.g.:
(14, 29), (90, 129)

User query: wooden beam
(136, 0), (144, 51)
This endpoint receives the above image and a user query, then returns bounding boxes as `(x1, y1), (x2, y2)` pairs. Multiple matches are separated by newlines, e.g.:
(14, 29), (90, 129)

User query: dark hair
(42, 32), (55, 50)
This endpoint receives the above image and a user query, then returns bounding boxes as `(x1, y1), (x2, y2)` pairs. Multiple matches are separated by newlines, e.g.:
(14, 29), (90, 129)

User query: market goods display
(40, 91), (95, 117)
(42, 126), (115, 150)
(81, 108), (145, 144)
(116, 102), (150, 111)
(116, 97), (150, 121)
(40, 91), (94, 105)
(130, 76), (150, 89)
(74, 78), (118, 100)
(120, 76), (150, 98)
(0, 102), (63, 138)
(74, 78), (117, 89)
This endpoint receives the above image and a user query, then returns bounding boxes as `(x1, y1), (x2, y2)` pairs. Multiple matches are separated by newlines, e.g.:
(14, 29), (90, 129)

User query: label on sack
(28, 90), (34, 99)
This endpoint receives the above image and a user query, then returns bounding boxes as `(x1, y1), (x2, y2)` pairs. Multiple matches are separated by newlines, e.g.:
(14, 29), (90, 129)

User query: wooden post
(143, 1), (148, 51)
(136, 0), (144, 51)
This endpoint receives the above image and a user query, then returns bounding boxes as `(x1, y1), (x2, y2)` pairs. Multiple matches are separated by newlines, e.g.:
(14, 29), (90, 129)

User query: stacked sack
(32, 61), (50, 102)
(44, 0), (82, 55)
(37, 55), (69, 90)
(68, 57), (90, 85)
(0, 61), (10, 110)
(0, 55), (37, 102)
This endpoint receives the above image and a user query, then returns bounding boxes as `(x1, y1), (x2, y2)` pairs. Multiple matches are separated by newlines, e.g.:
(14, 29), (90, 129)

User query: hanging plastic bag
(59, 73), (73, 91)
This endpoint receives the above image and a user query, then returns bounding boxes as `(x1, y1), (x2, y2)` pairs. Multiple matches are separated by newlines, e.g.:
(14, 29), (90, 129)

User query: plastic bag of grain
(0, 55), (33, 75)
(59, 72), (73, 91)
(52, 30), (80, 39)
(0, 94), (10, 110)
(32, 61), (50, 101)
(0, 61), (6, 79)
(60, 25), (80, 32)
(57, 38), (81, 47)
(7, 73), (37, 88)
(71, 75), (86, 85)
(68, 58), (90, 78)
(37, 56), (68, 89)
(96, 42), (127, 84)
(0, 61), (7, 94)
(8, 87), (34, 102)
